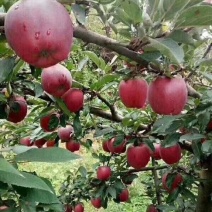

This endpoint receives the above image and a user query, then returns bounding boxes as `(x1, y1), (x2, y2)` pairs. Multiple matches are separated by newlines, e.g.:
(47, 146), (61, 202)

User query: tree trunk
(196, 156), (212, 212)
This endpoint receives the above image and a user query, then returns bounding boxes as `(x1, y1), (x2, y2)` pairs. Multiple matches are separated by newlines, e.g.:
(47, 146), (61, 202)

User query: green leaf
(191, 140), (203, 160)
(201, 73), (212, 83)
(146, 38), (184, 64)
(12, 146), (38, 154)
(202, 140), (212, 154)
(55, 98), (72, 116)
(0, 171), (53, 193)
(152, 115), (182, 134)
(159, 0), (190, 21)
(0, 58), (15, 83)
(113, 8), (132, 26)
(121, 0), (142, 24)
(163, 133), (181, 147)
(0, 158), (23, 177)
(15, 147), (80, 163)
(84, 51), (106, 70)
(99, 0), (116, 4)
(90, 74), (119, 91)
(73, 113), (82, 137)
(106, 186), (117, 199)
(180, 133), (205, 142)
(23, 188), (61, 204)
(34, 82), (43, 97)
(166, 188), (180, 203)
(199, 59), (212, 67)
(78, 166), (87, 178)
(175, 5), (212, 28)
(168, 30), (195, 45)
(72, 4), (86, 25)
(114, 134), (125, 146)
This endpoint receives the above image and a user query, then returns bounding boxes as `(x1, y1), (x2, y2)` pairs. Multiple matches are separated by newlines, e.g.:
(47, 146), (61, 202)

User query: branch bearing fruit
(40, 113), (60, 132)
(58, 125), (74, 142)
(127, 144), (151, 170)
(5, 0), (73, 68)
(91, 198), (102, 209)
(119, 188), (130, 202)
(148, 77), (187, 115)
(8, 96), (27, 123)
(162, 173), (183, 193)
(41, 64), (72, 97)
(62, 89), (84, 113)
(159, 143), (182, 165)
(119, 78), (148, 109)
(97, 166), (112, 181)
(65, 140), (80, 152)
(74, 203), (84, 212)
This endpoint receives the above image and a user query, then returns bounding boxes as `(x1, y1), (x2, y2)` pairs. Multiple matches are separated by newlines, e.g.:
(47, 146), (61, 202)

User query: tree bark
(196, 156), (212, 212)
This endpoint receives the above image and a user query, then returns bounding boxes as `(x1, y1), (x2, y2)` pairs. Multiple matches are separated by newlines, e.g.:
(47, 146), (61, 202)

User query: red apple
(40, 113), (60, 132)
(162, 173), (183, 193)
(41, 64), (72, 97)
(119, 78), (148, 109)
(58, 125), (74, 142)
(146, 205), (158, 212)
(0, 206), (9, 211)
(97, 166), (112, 181)
(119, 189), (129, 202)
(107, 137), (126, 154)
(91, 198), (102, 209)
(34, 138), (46, 148)
(148, 76), (187, 115)
(7, 96), (27, 123)
(65, 204), (72, 212)
(62, 89), (84, 113)
(127, 144), (151, 170)
(102, 140), (110, 153)
(74, 203), (84, 212)
(46, 140), (56, 147)
(159, 143), (182, 165)
(20, 137), (32, 146)
(5, 0), (73, 68)
(66, 140), (80, 152)
(151, 144), (161, 160)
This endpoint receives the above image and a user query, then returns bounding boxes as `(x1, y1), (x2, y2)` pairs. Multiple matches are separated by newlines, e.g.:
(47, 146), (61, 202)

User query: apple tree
(0, 0), (212, 211)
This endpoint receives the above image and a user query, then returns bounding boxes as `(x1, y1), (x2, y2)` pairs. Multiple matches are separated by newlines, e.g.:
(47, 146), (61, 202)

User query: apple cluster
(3, 0), (84, 124)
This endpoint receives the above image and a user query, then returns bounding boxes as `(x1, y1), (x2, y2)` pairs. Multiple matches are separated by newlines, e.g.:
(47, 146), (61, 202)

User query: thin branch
(128, 165), (168, 173)
(186, 82), (202, 99)
(202, 42), (212, 59)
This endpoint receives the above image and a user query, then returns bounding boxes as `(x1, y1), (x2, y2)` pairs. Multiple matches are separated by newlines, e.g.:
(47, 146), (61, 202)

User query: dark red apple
(119, 78), (148, 109)
(34, 138), (46, 148)
(97, 166), (112, 181)
(146, 205), (158, 212)
(162, 173), (183, 193)
(7, 96), (27, 123)
(40, 113), (60, 132)
(127, 144), (151, 170)
(62, 89), (84, 113)
(159, 143), (182, 165)
(74, 203), (84, 212)
(102, 140), (110, 153)
(41, 64), (72, 97)
(5, 0), (73, 68)
(58, 125), (74, 142)
(119, 189), (129, 202)
(107, 137), (126, 154)
(151, 144), (161, 160)
(0, 206), (9, 211)
(46, 140), (56, 147)
(65, 204), (72, 212)
(91, 198), (102, 209)
(66, 140), (80, 152)
(148, 76), (187, 115)
(20, 137), (32, 146)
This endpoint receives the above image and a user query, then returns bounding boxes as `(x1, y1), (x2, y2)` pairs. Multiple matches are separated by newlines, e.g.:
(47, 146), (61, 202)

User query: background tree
(0, 0), (212, 212)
